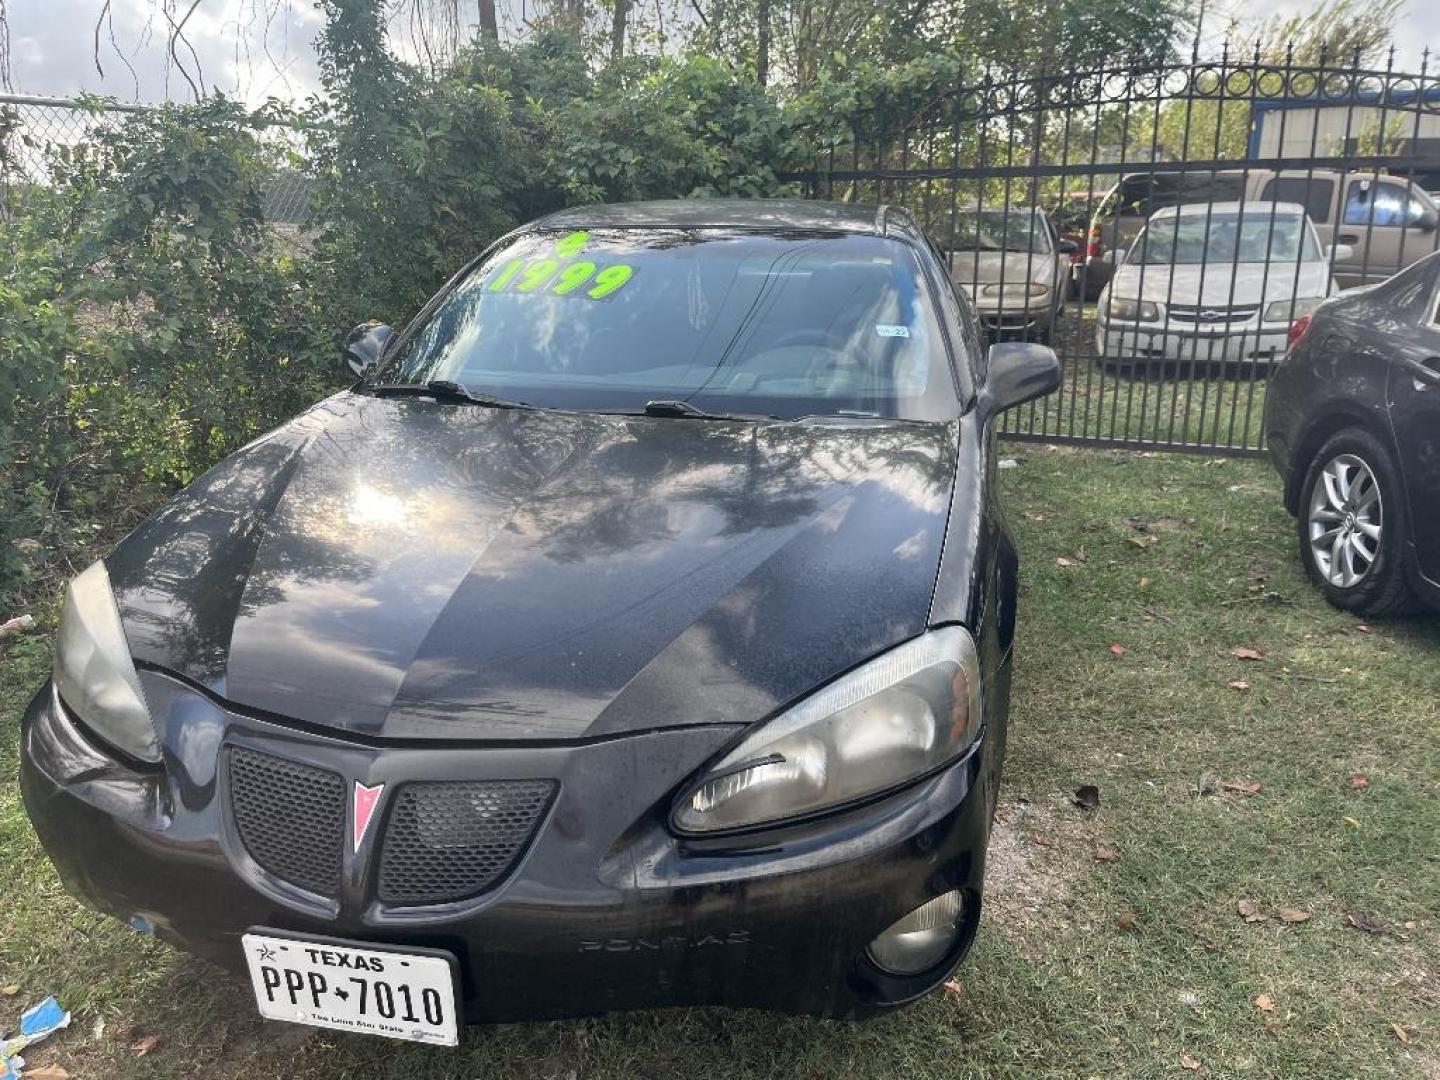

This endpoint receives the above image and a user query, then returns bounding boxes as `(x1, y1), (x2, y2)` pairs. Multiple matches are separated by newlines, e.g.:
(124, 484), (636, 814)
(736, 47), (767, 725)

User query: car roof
(1152, 200), (1309, 219)
(536, 198), (906, 236)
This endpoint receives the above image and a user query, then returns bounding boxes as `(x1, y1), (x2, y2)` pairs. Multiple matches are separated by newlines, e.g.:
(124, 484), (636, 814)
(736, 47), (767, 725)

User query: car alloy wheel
(1307, 452), (1382, 589)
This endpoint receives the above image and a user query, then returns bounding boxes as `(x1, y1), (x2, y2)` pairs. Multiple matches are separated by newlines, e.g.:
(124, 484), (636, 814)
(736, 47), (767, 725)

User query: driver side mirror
(344, 322), (395, 378)
(1330, 243), (1356, 263)
(980, 342), (1062, 416)
(1056, 238), (1079, 255)
(1419, 207), (1439, 233)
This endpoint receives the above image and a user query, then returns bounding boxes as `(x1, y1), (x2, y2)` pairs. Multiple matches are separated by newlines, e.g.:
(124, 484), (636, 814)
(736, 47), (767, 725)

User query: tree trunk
(478, 0), (498, 39)
(756, 0), (770, 85)
(610, 0), (628, 60)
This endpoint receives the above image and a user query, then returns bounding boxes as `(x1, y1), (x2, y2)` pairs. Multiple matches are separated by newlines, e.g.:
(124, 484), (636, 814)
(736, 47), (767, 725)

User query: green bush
(0, 28), (845, 616)
(1, 98), (335, 613)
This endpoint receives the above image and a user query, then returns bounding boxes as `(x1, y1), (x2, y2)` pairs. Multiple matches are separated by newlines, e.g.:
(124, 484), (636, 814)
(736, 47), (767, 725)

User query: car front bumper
(20, 668), (995, 1023)
(967, 297), (1057, 339)
(1096, 324), (1290, 365)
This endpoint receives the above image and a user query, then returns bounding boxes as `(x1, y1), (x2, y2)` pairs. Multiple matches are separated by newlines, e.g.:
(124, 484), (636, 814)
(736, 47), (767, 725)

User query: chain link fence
(1, 92), (314, 240)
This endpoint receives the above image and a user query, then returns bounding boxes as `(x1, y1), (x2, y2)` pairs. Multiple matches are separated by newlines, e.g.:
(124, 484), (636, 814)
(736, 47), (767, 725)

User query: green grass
(2, 446), (1437, 1078)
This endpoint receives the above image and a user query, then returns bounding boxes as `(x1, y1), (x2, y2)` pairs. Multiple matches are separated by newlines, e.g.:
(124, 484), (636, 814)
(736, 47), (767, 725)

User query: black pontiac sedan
(1267, 250), (1440, 617)
(21, 200), (1060, 1042)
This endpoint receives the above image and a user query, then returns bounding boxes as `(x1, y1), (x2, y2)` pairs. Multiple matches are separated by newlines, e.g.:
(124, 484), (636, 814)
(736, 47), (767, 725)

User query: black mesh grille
(227, 746), (345, 898)
(377, 780), (556, 907)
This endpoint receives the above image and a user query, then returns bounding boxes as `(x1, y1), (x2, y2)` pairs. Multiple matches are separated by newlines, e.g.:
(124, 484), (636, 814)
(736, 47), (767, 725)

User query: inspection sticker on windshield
(875, 324), (911, 338)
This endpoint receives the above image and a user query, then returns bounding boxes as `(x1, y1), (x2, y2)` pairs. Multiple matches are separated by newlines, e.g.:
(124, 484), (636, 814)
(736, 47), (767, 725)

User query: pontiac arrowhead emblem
(352, 781), (384, 851)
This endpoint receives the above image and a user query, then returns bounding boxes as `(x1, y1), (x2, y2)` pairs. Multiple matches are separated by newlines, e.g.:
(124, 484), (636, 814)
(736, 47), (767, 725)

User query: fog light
(866, 890), (965, 975)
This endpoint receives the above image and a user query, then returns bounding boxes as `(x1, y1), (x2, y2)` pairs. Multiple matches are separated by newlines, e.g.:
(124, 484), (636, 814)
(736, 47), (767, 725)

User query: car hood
(949, 249), (1053, 287)
(107, 393), (957, 741)
(1109, 261), (1335, 306)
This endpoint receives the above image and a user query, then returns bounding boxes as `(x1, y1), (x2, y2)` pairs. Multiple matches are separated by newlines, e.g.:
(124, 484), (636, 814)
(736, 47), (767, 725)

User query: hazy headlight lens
(867, 890), (966, 974)
(1106, 297), (1160, 322)
(674, 627), (981, 833)
(1264, 296), (1323, 323)
(981, 281), (1048, 297)
(52, 561), (159, 763)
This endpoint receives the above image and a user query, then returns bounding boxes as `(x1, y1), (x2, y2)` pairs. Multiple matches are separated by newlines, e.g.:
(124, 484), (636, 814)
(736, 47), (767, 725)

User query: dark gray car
(1266, 251), (1440, 615)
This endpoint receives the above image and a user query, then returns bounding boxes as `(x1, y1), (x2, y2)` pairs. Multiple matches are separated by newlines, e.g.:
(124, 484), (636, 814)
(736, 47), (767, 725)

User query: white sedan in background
(1096, 201), (1346, 367)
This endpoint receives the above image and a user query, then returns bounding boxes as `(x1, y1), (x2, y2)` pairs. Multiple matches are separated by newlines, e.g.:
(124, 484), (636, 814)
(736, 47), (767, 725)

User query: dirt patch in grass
(982, 800), (1077, 950)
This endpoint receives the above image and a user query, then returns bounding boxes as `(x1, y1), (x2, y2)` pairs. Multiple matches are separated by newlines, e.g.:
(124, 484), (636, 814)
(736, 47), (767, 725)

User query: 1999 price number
(487, 257), (634, 299)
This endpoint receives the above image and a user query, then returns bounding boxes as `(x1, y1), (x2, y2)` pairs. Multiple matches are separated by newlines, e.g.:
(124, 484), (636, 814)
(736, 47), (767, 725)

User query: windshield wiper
(369, 380), (535, 410)
(640, 399), (781, 422)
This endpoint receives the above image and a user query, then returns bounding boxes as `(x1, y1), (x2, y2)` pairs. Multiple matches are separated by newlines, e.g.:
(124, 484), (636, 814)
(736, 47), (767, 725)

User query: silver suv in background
(1079, 169), (1440, 297)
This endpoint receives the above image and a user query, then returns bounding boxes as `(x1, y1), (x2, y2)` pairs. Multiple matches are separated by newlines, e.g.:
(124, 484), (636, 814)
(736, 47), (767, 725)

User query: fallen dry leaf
(1221, 779), (1263, 796)
(1232, 646), (1266, 661)
(1227, 680), (1251, 692)
(0, 984), (18, 996)
(1355, 623), (1372, 634)
(1348, 911), (1385, 934)
(1115, 912), (1138, 932)
(1277, 908), (1311, 923)
(1028, 832), (1055, 847)
(131, 1035), (161, 1057)
(24, 1066), (71, 1080)
(1127, 534), (1160, 549)
(1139, 576), (1152, 587)
(1254, 994), (1276, 1013)
(1094, 844), (1122, 863)
(1392, 1023), (1411, 1045)
(1179, 1052), (1202, 1071)
(1237, 899), (1267, 923)
(1074, 784), (1101, 810)
(942, 978), (964, 1001)
(1110, 643), (1127, 657)
(1056, 557), (1076, 568)
(1350, 774), (1369, 789)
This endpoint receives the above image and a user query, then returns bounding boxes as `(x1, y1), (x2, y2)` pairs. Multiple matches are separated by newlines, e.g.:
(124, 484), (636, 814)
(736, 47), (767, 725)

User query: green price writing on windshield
(587, 265), (633, 299)
(487, 255), (635, 300)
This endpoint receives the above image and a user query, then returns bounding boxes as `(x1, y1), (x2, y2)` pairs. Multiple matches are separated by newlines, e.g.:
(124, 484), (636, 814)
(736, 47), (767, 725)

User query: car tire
(1296, 428), (1416, 617)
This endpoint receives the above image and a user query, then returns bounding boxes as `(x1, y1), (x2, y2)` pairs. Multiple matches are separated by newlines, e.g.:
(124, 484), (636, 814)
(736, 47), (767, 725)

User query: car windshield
(1127, 212), (1321, 266)
(369, 228), (959, 421)
(949, 211), (1050, 253)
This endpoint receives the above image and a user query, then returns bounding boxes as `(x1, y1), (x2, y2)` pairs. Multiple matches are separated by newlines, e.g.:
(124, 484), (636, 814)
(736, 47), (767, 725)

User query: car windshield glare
(1127, 212), (1320, 266)
(369, 228), (959, 421)
(949, 211), (1049, 253)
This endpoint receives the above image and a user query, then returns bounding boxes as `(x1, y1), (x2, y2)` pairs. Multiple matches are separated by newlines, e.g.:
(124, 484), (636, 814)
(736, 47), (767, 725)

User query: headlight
(981, 282), (1049, 297)
(1264, 297), (1323, 323)
(673, 627), (981, 833)
(1106, 297), (1161, 322)
(52, 561), (160, 763)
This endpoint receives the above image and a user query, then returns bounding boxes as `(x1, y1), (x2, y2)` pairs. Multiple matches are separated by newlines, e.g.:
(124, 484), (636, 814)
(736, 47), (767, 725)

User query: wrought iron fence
(785, 49), (1440, 455)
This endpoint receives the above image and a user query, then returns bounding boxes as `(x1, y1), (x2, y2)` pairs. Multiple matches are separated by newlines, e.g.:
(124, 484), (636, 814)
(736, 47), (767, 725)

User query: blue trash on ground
(0, 994), (71, 1076)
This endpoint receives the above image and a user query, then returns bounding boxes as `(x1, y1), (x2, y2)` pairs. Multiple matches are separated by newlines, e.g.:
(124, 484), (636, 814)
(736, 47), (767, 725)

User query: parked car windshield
(1127, 212), (1321, 266)
(949, 211), (1051, 253)
(369, 228), (960, 421)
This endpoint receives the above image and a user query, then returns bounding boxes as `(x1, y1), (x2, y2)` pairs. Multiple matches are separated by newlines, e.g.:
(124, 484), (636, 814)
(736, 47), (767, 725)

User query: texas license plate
(242, 930), (460, 1046)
